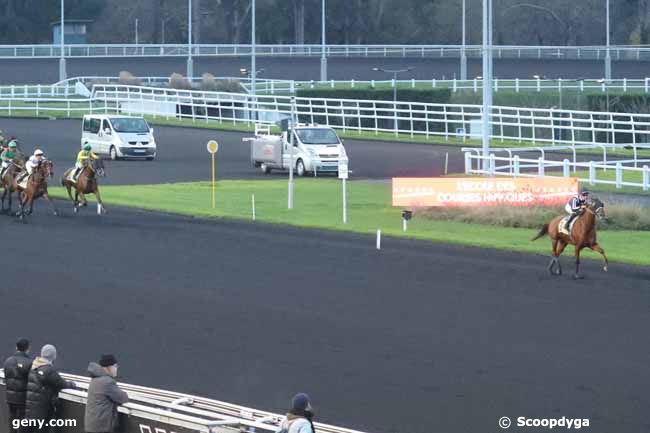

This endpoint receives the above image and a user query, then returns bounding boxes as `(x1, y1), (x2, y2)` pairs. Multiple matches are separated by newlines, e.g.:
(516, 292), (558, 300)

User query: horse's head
(587, 197), (606, 219)
(92, 158), (106, 177)
(42, 160), (54, 179)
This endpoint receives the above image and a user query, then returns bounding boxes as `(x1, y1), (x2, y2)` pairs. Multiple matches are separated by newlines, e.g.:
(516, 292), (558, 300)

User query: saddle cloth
(65, 169), (77, 183)
(17, 175), (29, 189)
(558, 216), (578, 236)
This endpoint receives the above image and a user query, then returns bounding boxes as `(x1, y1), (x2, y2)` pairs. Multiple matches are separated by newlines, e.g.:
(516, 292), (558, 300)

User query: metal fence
(2, 43), (650, 60)
(465, 153), (650, 190)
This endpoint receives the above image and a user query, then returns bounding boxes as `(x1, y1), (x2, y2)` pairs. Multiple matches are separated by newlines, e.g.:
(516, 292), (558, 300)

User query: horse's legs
(65, 184), (75, 202)
(554, 241), (568, 276)
(548, 239), (559, 275)
(573, 246), (584, 279)
(73, 190), (80, 213)
(42, 193), (59, 216)
(590, 243), (609, 272)
(78, 191), (88, 207)
(94, 188), (106, 215)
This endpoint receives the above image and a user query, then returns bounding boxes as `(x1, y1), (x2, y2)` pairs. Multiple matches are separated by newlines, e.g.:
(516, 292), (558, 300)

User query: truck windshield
(295, 128), (339, 145)
(110, 118), (150, 133)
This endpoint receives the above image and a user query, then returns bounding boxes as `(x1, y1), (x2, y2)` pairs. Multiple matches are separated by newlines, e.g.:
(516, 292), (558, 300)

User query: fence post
(643, 165), (649, 191)
(646, 78), (649, 93)
(411, 78), (415, 88)
(615, 162), (623, 188)
(515, 78), (519, 92)
(351, 79), (355, 89)
(623, 78), (627, 92)
(452, 78), (457, 92)
(538, 157), (544, 176)
(514, 155), (520, 176)
(464, 152), (471, 174)
(473, 78), (477, 93)
(371, 79), (375, 88)
(563, 159), (570, 177)
(589, 161), (596, 185)
(536, 77), (540, 92)
(489, 154), (496, 175)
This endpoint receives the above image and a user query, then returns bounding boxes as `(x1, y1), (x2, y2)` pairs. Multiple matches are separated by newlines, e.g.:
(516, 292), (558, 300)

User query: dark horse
(532, 197), (608, 279)
(16, 160), (59, 221)
(62, 158), (106, 215)
(0, 162), (22, 214)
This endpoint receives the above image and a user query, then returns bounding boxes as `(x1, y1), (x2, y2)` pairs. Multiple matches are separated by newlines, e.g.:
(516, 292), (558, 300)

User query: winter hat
(16, 338), (30, 352)
(99, 354), (118, 367)
(41, 344), (57, 362)
(292, 393), (311, 412)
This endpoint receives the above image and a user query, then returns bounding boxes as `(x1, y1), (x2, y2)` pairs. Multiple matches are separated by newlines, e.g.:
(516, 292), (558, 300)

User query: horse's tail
(531, 223), (549, 241)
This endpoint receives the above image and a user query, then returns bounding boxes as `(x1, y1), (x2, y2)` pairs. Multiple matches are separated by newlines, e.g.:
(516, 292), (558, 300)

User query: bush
(169, 72), (192, 90)
(215, 79), (244, 93)
(200, 73), (218, 91)
(118, 71), (141, 86)
(414, 203), (650, 231)
(296, 88), (452, 104)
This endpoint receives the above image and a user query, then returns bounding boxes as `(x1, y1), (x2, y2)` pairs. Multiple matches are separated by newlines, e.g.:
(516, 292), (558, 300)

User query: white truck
(247, 124), (348, 176)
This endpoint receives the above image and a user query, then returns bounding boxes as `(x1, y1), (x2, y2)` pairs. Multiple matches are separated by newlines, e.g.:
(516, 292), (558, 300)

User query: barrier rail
(2, 44), (650, 60)
(464, 153), (650, 190)
(0, 369), (368, 433)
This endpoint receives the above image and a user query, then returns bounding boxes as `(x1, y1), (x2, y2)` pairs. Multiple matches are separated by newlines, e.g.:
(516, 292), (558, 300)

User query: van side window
(88, 118), (100, 134)
(83, 118), (91, 132)
(102, 120), (110, 132)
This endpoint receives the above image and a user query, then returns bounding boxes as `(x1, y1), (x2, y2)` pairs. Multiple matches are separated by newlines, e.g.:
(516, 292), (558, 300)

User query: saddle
(17, 173), (30, 189)
(558, 215), (579, 236)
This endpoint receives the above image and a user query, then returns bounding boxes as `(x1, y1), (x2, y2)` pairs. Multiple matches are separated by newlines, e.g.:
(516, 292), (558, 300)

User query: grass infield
(47, 179), (650, 266)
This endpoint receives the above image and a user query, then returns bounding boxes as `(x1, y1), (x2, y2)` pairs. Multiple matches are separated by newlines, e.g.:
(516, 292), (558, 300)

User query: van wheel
(146, 157), (154, 161)
(296, 159), (306, 177)
(260, 163), (271, 174)
(109, 146), (118, 161)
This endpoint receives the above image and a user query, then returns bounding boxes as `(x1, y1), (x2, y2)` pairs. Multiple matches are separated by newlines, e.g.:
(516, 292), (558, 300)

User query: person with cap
(277, 393), (315, 433)
(563, 189), (591, 233)
(16, 149), (45, 185)
(3, 339), (33, 433)
(84, 354), (129, 433)
(24, 344), (76, 430)
(73, 143), (98, 182)
(0, 140), (21, 178)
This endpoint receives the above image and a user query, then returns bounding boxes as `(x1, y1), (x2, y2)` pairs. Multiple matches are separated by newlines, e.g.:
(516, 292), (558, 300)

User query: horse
(0, 162), (22, 214)
(16, 160), (59, 220)
(61, 158), (106, 215)
(531, 197), (608, 279)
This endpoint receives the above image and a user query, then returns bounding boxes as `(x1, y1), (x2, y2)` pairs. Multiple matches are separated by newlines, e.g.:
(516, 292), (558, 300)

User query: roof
(50, 19), (94, 27)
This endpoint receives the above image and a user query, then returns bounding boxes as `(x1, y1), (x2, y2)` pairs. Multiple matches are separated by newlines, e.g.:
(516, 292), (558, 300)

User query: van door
(283, 131), (300, 170)
(84, 117), (102, 152)
(98, 119), (113, 155)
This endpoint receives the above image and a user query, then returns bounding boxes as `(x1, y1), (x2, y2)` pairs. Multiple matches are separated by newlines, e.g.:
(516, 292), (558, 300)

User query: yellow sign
(207, 140), (219, 154)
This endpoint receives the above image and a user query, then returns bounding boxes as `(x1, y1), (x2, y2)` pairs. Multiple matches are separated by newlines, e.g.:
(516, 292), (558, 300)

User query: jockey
(73, 142), (98, 181)
(17, 149), (45, 183)
(564, 189), (590, 232)
(0, 141), (19, 178)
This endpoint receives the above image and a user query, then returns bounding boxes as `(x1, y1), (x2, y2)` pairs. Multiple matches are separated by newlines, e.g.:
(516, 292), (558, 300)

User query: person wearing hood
(84, 354), (128, 433)
(24, 344), (76, 428)
(277, 393), (315, 433)
(3, 338), (33, 433)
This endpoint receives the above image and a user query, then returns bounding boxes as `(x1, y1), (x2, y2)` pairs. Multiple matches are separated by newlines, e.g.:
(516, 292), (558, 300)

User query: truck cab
(249, 124), (348, 176)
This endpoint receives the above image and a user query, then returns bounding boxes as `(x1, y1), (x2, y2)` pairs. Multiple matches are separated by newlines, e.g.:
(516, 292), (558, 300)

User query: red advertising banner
(392, 177), (579, 207)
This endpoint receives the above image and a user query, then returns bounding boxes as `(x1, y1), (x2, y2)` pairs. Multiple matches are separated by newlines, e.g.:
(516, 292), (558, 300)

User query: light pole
(320, 0), (327, 82)
(605, 0), (612, 81)
(460, 0), (467, 80)
(481, 0), (493, 170)
(59, 0), (66, 81)
(187, 0), (193, 78)
(251, 0), (257, 96)
(372, 66), (415, 133)
(161, 17), (170, 44)
(135, 18), (139, 45)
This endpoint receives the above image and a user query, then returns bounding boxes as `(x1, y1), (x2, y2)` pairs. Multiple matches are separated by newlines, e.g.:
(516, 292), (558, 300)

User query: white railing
(5, 83), (650, 151)
(2, 43), (650, 60)
(465, 153), (650, 190)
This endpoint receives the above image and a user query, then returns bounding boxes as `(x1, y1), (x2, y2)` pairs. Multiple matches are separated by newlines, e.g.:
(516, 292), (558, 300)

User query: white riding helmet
(34, 149), (44, 156)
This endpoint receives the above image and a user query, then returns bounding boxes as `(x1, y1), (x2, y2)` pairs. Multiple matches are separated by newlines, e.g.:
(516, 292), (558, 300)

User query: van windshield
(110, 118), (150, 133)
(295, 128), (339, 145)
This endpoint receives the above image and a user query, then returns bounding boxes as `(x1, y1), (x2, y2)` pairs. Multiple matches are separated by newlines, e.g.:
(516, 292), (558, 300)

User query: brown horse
(0, 162), (22, 214)
(62, 158), (106, 215)
(16, 160), (59, 220)
(531, 197), (608, 279)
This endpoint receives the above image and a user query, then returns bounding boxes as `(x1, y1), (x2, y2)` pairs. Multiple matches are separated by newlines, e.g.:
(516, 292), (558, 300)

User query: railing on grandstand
(464, 152), (650, 190)
(2, 44), (650, 60)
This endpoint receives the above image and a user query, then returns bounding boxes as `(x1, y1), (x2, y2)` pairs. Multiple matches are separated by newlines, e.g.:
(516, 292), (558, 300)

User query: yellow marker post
(206, 140), (219, 208)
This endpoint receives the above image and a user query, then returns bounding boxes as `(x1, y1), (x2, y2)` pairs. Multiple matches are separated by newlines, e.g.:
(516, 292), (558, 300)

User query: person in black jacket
(24, 345), (76, 432)
(3, 338), (33, 433)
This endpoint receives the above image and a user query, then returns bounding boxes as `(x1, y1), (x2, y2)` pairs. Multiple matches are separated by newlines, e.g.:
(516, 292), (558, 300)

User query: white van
(81, 115), (157, 160)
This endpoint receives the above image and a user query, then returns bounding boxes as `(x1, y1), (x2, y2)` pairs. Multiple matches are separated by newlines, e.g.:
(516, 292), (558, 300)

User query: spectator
(24, 345), (76, 430)
(3, 338), (33, 433)
(84, 354), (128, 433)
(277, 393), (315, 433)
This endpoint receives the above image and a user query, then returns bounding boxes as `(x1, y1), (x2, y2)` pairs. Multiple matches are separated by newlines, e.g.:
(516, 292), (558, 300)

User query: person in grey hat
(3, 338), (33, 433)
(24, 344), (76, 430)
(277, 393), (315, 433)
(84, 354), (129, 433)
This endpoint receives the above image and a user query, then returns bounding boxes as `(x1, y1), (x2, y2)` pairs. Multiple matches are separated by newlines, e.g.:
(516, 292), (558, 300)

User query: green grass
(46, 179), (650, 266)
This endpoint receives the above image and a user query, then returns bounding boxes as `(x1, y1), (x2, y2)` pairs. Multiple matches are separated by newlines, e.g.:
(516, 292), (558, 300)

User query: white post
(643, 165), (649, 191)
(481, 0), (492, 170)
(252, 194), (256, 220)
(563, 158), (570, 177)
(538, 156), (544, 176)
(589, 161), (596, 185)
(605, 0), (612, 81)
(342, 178), (347, 224)
(135, 18), (139, 45)
(288, 97), (295, 209)
(320, 0), (327, 82)
(444, 152), (449, 175)
(59, 0), (66, 82)
(615, 162), (622, 188)
(251, 0), (257, 95)
(187, 0), (194, 78)
(460, 0), (467, 80)
(402, 219), (407, 232)
(376, 229), (381, 250)
(514, 155), (520, 175)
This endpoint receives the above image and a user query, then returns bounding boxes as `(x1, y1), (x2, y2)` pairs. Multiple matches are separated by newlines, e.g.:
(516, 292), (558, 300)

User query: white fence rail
(465, 153), (650, 190)
(2, 44), (650, 60)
